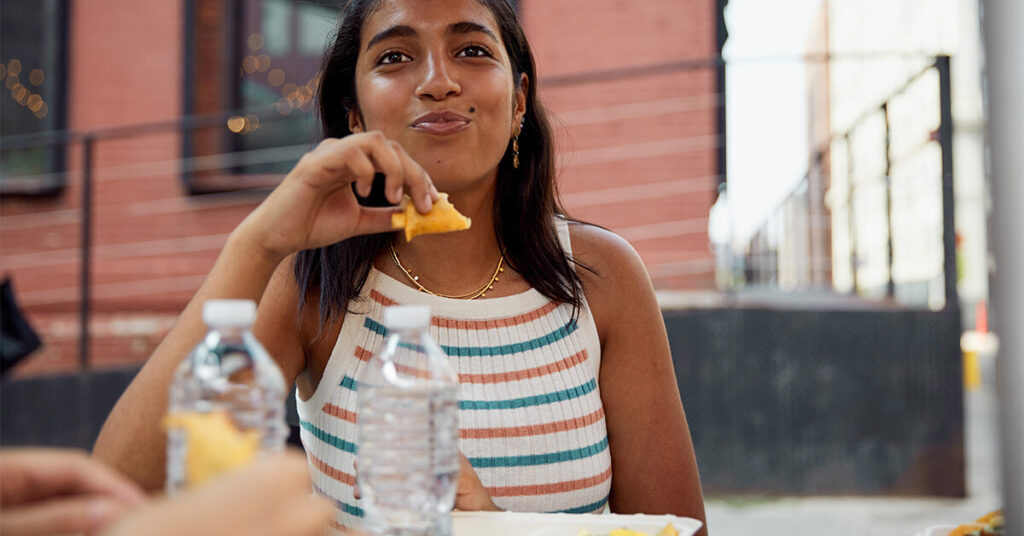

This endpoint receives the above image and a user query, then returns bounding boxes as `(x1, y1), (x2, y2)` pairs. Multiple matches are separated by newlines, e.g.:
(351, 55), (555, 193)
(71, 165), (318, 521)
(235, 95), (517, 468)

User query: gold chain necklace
(389, 244), (504, 300)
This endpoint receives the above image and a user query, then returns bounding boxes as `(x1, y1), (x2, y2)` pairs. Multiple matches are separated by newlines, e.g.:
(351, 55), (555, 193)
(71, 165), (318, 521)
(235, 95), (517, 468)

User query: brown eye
(378, 51), (411, 65)
(456, 46), (491, 58)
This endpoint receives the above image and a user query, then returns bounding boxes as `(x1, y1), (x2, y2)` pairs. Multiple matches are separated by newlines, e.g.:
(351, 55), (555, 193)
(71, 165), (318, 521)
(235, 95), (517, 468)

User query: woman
(94, 0), (707, 532)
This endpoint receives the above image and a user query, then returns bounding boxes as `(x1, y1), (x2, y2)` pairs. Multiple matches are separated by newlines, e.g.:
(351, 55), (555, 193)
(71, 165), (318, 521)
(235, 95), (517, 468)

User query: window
(183, 0), (518, 193)
(0, 0), (67, 195)
(184, 0), (335, 193)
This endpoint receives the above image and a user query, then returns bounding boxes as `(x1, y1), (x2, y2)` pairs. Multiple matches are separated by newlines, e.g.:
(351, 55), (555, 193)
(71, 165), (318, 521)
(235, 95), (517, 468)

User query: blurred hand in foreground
(104, 450), (333, 536)
(0, 448), (146, 536)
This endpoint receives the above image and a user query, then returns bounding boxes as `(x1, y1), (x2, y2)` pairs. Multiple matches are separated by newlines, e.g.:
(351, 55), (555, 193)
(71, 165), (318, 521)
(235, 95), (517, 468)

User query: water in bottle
(165, 299), (288, 494)
(357, 305), (460, 536)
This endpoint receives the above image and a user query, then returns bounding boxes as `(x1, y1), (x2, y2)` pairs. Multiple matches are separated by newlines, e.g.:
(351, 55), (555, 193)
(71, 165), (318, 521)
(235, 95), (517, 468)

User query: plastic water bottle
(357, 305), (459, 536)
(165, 299), (288, 494)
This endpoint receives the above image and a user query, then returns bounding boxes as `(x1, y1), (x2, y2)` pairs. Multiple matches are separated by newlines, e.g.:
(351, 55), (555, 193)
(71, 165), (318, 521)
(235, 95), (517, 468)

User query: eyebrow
(365, 25), (416, 51)
(365, 21), (499, 52)
(447, 21), (499, 43)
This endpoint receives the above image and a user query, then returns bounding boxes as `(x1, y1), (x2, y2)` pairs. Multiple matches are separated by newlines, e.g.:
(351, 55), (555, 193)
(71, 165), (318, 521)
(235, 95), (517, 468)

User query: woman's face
(349, 0), (526, 192)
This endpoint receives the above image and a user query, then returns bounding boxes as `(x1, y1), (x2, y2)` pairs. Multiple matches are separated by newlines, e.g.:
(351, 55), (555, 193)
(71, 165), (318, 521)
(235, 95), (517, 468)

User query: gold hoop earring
(512, 134), (520, 169)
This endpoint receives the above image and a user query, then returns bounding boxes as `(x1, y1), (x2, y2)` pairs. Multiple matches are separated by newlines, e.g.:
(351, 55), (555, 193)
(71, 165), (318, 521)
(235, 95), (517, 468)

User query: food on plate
(391, 193), (471, 241)
(163, 411), (260, 487)
(576, 523), (679, 536)
(947, 509), (1004, 536)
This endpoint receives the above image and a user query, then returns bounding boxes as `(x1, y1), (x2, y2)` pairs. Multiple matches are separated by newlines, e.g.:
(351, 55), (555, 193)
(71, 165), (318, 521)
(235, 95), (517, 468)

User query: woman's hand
(455, 452), (501, 512)
(355, 452), (499, 512)
(236, 132), (439, 262)
(0, 448), (146, 536)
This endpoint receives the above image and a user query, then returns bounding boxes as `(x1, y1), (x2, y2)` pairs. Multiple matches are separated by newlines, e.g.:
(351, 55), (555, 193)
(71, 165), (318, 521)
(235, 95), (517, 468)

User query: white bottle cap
(202, 299), (257, 328)
(383, 305), (431, 330)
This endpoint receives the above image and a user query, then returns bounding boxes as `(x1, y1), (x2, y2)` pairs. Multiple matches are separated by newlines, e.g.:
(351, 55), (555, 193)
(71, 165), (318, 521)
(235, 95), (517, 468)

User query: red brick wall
(1, 0), (257, 376)
(1, 0), (720, 377)
(522, 0), (719, 289)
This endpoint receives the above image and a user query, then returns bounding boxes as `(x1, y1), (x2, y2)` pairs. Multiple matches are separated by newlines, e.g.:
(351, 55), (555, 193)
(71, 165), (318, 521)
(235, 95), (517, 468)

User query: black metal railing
(735, 55), (958, 312)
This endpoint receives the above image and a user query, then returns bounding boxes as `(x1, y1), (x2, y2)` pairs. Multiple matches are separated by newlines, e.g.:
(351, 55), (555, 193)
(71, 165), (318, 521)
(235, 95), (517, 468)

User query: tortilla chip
(391, 193), (471, 241)
(164, 411), (260, 487)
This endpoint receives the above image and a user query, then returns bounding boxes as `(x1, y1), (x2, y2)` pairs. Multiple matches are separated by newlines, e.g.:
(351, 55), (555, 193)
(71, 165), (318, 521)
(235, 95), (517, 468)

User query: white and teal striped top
(296, 219), (610, 531)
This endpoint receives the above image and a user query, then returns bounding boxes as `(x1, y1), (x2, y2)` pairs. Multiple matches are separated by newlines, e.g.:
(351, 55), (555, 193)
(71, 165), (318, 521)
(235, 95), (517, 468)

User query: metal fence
(726, 56), (959, 314)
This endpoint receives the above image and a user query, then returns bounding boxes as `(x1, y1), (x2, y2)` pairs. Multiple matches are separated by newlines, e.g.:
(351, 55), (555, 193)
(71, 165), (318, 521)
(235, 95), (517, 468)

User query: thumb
(352, 206), (402, 237)
(0, 496), (130, 536)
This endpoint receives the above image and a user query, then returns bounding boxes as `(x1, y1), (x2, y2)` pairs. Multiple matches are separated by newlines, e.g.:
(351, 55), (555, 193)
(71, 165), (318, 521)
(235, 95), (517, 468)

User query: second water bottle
(357, 305), (460, 536)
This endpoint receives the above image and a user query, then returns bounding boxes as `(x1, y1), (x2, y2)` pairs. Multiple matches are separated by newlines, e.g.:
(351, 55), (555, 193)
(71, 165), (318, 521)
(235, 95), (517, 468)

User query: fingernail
(430, 183), (440, 199)
(89, 498), (119, 528)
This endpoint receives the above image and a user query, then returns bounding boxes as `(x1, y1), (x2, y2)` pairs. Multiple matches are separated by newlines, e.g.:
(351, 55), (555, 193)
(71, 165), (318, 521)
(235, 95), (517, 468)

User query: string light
(244, 113), (261, 132)
(27, 94), (43, 112)
(247, 33), (264, 51)
(1, 60), (48, 118)
(227, 115), (246, 133)
(282, 82), (297, 97)
(275, 99), (292, 115)
(12, 84), (28, 103)
(242, 55), (258, 73)
(268, 69), (285, 87)
(256, 54), (270, 72)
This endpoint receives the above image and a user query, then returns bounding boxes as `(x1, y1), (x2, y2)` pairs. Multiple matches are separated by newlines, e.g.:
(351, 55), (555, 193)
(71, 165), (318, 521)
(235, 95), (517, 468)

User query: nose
(416, 53), (460, 101)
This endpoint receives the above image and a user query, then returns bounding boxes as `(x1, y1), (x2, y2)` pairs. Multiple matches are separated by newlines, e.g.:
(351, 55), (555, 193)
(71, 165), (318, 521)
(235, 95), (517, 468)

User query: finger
(357, 132), (404, 203)
(256, 495), (334, 536)
(345, 149), (378, 198)
(390, 142), (437, 213)
(0, 449), (146, 507)
(367, 139), (405, 205)
(0, 495), (131, 536)
(352, 458), (362, 500)
(238, 452), (314, 494)
(352, 206), (403, 237)
(304, 138), (376, 194)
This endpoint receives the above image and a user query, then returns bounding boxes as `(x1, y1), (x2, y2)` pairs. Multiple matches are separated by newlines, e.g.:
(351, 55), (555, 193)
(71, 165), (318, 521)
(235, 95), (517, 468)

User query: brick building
(1, 0), (725, 377)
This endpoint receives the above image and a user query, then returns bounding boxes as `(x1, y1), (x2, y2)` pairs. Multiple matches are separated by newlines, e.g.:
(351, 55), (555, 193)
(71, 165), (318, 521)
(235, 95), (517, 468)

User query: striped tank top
(296, 219), (610, 530)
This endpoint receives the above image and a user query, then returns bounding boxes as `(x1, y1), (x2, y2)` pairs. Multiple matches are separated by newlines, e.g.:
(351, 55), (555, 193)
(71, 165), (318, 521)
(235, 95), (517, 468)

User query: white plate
(912, 526), (957, 536)
(452, 511), (703, 536)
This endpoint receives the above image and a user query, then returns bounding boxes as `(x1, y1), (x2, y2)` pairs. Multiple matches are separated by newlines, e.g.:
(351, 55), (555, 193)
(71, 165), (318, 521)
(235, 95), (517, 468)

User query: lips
(411, 111), (471, 135)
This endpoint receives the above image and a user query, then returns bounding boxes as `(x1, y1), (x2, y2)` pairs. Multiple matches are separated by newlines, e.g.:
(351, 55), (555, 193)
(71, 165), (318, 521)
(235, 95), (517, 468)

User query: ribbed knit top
(296, 219), (609, 531)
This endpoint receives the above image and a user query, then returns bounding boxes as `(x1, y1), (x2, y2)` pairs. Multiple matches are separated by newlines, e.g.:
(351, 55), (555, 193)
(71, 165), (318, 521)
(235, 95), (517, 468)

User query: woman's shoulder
(566, 220), (647, 280)
(565, 221), (655, 329)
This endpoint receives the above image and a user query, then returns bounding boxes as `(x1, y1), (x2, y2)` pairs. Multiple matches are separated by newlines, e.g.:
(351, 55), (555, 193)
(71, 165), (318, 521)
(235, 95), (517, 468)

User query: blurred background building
(4, 1), (1006, 529)
(738, 0), (989, 329)
(0, 0), (724, 377)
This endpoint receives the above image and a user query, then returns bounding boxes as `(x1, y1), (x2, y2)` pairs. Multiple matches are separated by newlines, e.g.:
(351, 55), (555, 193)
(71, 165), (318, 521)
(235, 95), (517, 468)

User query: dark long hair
(295, 0), (589, 325)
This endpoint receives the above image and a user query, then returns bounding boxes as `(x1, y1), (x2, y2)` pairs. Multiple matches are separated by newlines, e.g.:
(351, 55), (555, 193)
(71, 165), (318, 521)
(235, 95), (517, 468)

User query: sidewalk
(704, 384), (1002, 535)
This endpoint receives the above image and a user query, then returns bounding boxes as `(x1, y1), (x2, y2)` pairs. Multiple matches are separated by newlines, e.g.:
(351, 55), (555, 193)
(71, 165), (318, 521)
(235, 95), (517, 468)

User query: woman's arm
(571, 224), (707, 534)
(93, 133), (438, 491)
(92, 236), (296, 491)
